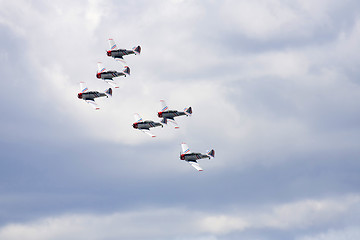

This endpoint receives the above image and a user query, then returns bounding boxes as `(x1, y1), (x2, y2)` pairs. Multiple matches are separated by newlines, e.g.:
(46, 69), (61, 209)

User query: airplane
(106, 38), (141, 64)
(132, 113), (163, 137)
(157, 100), (192, 128)
(96, 62), (130, 88)
(77, 82), (112, 110)
(180, 143), (215, 171)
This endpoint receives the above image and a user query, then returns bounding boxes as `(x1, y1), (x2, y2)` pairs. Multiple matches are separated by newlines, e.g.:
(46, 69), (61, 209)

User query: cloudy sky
(1, 0), (360, 239)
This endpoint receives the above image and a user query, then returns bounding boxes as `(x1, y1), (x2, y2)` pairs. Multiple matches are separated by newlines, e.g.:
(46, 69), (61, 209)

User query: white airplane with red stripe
(106, 38), (141, 65)
(96, 62), (130, 88)
(157, 100), (192, 129)
(180, 143), (215, 171)
(132, 113), (163, 138)
(77, 82), (112, 110)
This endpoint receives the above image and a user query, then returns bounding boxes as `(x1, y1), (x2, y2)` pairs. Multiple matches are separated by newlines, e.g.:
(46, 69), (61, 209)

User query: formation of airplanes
(77, 38), (215, 171)
(131, 100), (192, 137)
(78, 39), (139, 110)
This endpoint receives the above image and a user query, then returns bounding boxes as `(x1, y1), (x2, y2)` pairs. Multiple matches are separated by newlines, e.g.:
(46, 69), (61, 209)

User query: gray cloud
(0, 0), (360, 239)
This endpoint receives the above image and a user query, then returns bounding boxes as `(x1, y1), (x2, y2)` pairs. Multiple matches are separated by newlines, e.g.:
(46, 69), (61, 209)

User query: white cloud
(199, 215), (249, 234)
(0, 0), (358, 180)
(1, 2), (360, 240)
(198, 194), (360, 235)
(0, 208), (201, 240)
(1, 0), (358, 150)
(257, 195), (360, 229)
(242, 50), (310, 79)
(218, 0), (353, 40)
(220, 0), (300, 39)
(0, 195), (359, 239)
(296, 227), (360, 240)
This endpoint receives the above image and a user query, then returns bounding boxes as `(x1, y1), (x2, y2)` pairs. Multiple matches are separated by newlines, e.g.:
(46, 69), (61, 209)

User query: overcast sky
(1, 0), (360, 239)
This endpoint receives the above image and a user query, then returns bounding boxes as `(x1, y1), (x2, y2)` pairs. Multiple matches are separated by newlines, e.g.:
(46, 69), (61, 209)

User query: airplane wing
(134, 113), (143, 123)
(80, 82), (88, 93)
(116, 58), (127, 65)
(168, 119), (179, 129)
(188, 161), (203, 171)
(140, 129), (156, 138)
(108, 38), (118, 50)
(104, 79), (119, 88)
(85, 99), (100, 110)
(181, 143), (191, 154)
(97, 62), (106, 73)
(160, 100), (169, 112)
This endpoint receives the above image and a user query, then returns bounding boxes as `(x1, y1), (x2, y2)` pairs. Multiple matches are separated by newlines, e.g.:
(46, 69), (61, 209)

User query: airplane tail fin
(105, 88), (112, 97)
(207, 149), (215, 158)
(122, 66), (130, 76)
(184, 107), (192, 116)
(133, 46), (141, 55)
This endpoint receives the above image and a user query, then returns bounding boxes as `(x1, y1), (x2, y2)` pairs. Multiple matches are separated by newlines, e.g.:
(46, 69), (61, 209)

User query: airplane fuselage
(97, 71), (124, 80)
(107, 49), (134, 58)
(158, 110), (186, 119)
(77, 91), (106, 100)
(180, 153), (210, 161)
(133, 121), (162, 130)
